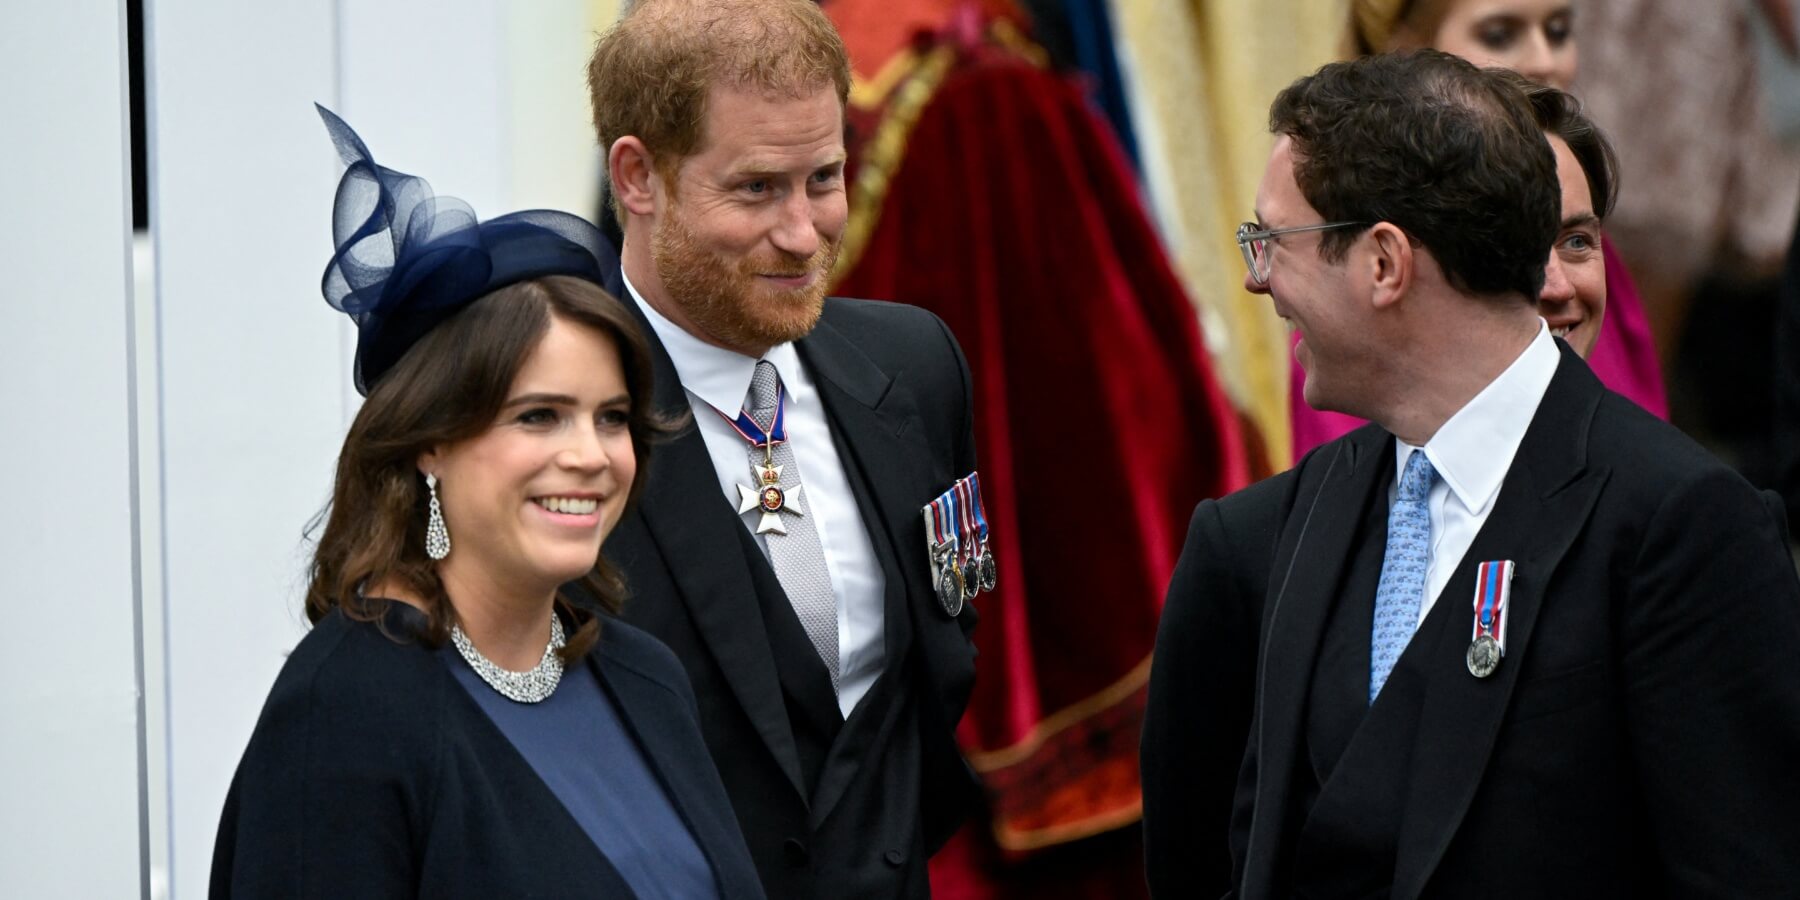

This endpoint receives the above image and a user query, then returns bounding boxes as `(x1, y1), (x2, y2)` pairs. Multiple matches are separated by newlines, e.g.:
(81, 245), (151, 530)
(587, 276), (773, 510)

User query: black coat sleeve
(1622, 464), (1800, 894)
(1772, 201), (1800, 533)
(938, 308), (979, 639)
(920, 305), (984, 852)
(1142, 471), (1292, 899)
(210, 632), (434, 899)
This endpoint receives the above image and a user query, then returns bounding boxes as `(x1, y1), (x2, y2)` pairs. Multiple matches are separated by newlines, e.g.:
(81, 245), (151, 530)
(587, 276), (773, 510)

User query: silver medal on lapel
(933, 542), (964, 617)
(967, 472), (997, 594)
(923, 492), (964, 617)
(1466, 634), (1501, 678)
(953, 478), (983, 602)
(1466, 560), (1515, 679)
(923, 473), (994, 618)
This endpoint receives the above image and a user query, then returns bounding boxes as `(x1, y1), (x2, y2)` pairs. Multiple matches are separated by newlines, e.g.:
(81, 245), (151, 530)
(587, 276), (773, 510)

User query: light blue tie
(1370, 450), (1437, 704)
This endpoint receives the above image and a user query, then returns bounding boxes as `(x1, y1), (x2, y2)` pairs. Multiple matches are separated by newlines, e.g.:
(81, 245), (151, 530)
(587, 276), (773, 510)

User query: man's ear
(1367, 222), (1414, 310)
(608, 136), (660, 218)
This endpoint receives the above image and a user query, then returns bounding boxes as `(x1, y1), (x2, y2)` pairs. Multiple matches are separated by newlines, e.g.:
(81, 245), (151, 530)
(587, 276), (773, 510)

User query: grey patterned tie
(743, 360), (840, 690)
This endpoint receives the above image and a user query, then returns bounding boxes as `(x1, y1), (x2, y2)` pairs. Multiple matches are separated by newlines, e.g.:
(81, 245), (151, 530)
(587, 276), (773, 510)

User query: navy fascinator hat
(315, 104), (616, 394)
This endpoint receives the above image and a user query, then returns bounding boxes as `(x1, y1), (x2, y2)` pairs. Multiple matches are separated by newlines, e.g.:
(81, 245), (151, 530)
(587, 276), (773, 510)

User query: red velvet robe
(828, 17), (1249, 896)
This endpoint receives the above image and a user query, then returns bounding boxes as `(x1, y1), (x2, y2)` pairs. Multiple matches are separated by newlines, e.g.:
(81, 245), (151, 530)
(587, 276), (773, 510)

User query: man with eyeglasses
(1141, 50), (1800, 899)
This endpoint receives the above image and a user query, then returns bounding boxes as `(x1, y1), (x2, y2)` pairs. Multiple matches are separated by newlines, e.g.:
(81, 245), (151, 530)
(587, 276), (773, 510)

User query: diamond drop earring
(425, 473), (451, 560)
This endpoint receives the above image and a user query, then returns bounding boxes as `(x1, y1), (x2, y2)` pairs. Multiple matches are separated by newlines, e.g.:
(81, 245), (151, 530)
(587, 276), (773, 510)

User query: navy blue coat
(211, 602), (765, 899)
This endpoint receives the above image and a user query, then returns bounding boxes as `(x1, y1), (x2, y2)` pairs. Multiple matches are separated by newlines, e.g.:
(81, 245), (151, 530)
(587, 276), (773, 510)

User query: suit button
(883, 848), (906, 867)
(783, 838), (809, 867)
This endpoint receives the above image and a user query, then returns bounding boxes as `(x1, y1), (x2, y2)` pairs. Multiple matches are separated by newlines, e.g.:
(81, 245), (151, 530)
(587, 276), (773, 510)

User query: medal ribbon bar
(716, 384), (788, 448)
(1470, 560), (1514, 651)
(955, 479), (977, 554)
(969, 472), (990, 543)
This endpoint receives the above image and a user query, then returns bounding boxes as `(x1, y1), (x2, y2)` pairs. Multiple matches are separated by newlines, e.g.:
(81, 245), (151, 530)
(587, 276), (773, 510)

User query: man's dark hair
(1269, 49), (1560, 302)
(1505, 71), (1619, 220)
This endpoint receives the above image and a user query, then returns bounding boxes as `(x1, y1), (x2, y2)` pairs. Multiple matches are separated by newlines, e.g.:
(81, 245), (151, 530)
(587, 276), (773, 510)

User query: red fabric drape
(834, 49), (1249, 898)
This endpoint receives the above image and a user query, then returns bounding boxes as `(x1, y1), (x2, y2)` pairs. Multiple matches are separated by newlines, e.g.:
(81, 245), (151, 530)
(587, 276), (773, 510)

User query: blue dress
(448, 646), (720, 899)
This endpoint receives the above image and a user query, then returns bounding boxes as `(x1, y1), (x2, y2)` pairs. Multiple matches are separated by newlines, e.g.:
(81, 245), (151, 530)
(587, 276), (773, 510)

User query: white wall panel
(145, 3), (343, 898)
(336, 0), (601, 220)
(0, 2), (146, 897)
(339, 0), (509, 217)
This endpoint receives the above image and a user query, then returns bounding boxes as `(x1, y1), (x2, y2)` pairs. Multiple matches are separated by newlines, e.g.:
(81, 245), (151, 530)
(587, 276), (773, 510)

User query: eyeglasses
(1236, 221), (1367, 285)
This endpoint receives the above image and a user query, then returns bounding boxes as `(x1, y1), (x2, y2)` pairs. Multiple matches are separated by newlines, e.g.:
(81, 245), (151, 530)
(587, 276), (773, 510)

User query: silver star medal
(737, 463), (805, 534)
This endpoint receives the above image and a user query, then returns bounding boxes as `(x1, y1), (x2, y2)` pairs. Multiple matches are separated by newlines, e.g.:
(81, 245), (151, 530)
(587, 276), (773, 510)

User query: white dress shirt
(623, 270), (885, 717)
(1395, 319), (1559, 623)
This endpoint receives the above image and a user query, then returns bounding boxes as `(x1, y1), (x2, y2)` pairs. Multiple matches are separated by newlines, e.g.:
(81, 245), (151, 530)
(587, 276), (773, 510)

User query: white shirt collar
(1396, 319), (1559, 515)
(620, 267), (805, 418)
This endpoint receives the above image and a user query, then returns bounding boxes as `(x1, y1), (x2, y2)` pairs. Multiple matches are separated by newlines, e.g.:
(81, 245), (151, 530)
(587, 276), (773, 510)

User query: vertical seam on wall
(115, 0), (153, 893)
(139, 0), (179, 887)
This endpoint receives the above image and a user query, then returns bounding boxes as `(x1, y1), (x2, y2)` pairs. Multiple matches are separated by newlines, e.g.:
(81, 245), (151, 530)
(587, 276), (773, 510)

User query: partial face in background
(1537, 134), (1606, 355)
(651, 83), (848, 355)
(425, 315), (638, 594)
(1431, 0), (1578, 89)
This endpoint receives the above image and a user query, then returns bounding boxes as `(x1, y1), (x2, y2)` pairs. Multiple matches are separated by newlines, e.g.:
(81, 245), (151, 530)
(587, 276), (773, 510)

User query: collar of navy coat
(372, 601), (762, 899)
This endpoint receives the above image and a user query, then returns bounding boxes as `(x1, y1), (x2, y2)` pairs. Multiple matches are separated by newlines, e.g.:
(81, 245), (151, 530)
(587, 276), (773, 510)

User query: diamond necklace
(450, 613), (566, 703)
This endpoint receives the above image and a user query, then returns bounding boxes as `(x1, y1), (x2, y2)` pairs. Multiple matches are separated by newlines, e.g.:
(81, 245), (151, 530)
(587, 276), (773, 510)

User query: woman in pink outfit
(1296, 0), (1668, 457)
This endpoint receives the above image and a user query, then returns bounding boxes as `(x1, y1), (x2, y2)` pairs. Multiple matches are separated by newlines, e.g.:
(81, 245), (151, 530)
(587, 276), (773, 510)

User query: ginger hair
(587, 0), (852, 227)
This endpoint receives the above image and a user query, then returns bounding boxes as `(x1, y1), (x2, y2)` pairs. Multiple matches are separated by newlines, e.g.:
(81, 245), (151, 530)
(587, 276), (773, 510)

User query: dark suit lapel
(794, 314), (930, 566)
(620, 292), (808, 799)
(1243, 427), (1393, 896)
(1391, 347), (1609, 900)
(793, 313), (943, 828)
(795, 312), (938, 651)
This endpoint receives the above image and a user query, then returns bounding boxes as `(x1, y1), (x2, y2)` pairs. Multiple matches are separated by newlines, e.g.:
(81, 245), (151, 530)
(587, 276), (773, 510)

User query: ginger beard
(650, 196), (841, 353)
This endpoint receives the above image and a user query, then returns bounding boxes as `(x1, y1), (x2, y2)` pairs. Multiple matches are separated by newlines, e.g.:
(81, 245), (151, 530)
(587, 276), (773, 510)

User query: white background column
(0, 2), (147, 897)
(143, 1), (345, 896)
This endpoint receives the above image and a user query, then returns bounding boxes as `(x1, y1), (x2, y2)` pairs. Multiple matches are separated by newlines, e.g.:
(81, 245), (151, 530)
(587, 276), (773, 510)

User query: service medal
(1466, 560), (1515, 679)
(951, 478), (983, 600)
(936, 557), (964, 617)
(1466, 634), (1501, 678)
(923, 492), (964, 618)
(967, 472), (997, 594)
(718, 386), (800, 535)
(736, 463), (802, 535)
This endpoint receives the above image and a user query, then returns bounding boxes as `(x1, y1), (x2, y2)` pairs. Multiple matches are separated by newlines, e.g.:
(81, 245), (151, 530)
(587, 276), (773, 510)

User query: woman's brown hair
(1344, 0), (1455, 58)
(304, 275), (678, 661)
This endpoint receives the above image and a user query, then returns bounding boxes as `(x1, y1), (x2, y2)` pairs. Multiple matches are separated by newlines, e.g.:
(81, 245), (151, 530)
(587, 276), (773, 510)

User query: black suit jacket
(1144, 343), (1800, 899)
(601, 262), (981, 900)
(211, 603), (765, 899)
(1774, 200), (1800, 532)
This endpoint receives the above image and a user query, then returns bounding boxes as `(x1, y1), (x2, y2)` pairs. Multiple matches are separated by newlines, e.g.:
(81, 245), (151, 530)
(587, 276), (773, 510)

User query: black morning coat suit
(211, 602), (766, 899)
(597, 261), (982, 900)
(1142, 341), (1800, 899)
